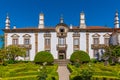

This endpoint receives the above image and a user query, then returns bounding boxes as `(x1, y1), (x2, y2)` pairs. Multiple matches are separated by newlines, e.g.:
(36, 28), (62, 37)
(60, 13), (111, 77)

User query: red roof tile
(86, 26), (110, 29)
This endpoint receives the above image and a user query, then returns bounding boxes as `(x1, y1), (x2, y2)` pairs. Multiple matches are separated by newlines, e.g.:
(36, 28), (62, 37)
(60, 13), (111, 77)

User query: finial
(81, 11), (84, 14)
(115, 10), (118, 16)
(70, 24), (73, 29)
(60, 14), (64, 23)
(114, 10), (119, 28)
(6, 13), (9, 19)
(13, 25), (16, 29)
(5, 13), (10, 29)
(81, 11), (84, 13)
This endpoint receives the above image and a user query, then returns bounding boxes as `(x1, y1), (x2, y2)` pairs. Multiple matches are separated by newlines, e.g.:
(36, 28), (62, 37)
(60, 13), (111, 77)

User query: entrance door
(58, 51), (66, 59)
(59, 54), (64, 59)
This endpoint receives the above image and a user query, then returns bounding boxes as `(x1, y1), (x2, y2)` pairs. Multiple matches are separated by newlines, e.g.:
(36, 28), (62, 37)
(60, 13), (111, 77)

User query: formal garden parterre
(0, 62), (58, 80)
(1, 45), (120, 80)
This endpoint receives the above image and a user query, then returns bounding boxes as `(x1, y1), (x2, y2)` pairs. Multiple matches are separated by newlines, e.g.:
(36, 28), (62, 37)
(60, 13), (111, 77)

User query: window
(93, 49), (99, 58)
(93, 38), (99, 44)
(104, 38), (109, 45)
(24, 39), (30, 45)
(59, 28), (64, 32)
(74, 38), (79, 46)
(23, 34), (31, 45)
(58, 38), (65, 45)
(73, 38), (79, 50)
(26, 50), (30, 57)
(11, 34), (19, 45)
(12, 39), (18, 45)
(45, 38), (51, 50)
(45, 38), (50, 46)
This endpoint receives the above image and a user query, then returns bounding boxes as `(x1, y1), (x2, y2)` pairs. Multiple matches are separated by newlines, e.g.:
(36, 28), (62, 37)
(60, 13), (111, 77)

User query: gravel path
(57, 66), (70, 80)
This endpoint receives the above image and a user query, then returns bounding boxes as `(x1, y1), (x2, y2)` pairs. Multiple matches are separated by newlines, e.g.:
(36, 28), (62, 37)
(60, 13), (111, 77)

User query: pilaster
(35, 33), (38, 54)
(86, 32), (89, 53)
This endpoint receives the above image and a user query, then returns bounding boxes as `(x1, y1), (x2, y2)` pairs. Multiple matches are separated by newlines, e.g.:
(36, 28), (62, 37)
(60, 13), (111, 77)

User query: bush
(70, 50), (90, 64)
(6, 60), (16, 64)
(90, 58), (98, 63)
(34, 51), (54, 64)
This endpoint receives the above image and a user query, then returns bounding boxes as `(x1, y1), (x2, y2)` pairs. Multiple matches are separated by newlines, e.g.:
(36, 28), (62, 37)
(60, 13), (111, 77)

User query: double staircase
(54, 59), (70, 66)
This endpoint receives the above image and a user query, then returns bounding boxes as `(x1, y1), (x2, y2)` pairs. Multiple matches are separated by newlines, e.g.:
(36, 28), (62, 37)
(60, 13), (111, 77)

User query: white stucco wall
(66, 32), (73, 59)
(50, 32), (58, 59)
(38, 32), (44, 51)
(80, 32), (86, 51)
(6, 31), (113, 60)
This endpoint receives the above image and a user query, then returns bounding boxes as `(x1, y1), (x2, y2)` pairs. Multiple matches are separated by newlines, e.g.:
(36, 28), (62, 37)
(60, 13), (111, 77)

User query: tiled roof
(86, 26), (111, 29)
(4, 26), (120, 33)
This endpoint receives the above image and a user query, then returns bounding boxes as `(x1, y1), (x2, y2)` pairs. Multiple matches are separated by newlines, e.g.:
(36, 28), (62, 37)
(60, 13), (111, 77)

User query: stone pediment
(92, 33), (100, 37)
(103, 33), (110, 37)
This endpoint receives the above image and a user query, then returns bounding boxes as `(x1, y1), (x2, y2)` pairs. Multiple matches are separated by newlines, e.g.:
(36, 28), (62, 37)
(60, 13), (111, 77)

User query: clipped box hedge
(34, 51), (54, 64)
(68, 64), (120, 80)
(70, 50), (90, 63)
(92, 76), (120, 80)
(2, 75), (37, 80)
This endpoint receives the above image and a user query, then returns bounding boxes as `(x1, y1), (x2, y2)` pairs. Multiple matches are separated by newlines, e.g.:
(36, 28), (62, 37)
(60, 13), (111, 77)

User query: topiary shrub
(34, 51), (54, 64)
(70, 50), (90, 64)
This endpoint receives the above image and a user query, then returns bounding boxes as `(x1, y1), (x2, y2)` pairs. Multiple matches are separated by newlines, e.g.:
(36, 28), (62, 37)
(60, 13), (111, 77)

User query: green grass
(0, 62), (58, 80)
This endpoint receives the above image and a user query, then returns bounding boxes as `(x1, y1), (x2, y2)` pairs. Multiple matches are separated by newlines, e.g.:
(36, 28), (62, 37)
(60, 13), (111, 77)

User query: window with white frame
(104, 38), (109, 45)
(93, 38), (99, 44)
(12, 39), (18, 45)
(23, 34), (31, 45)
(11, 34), (19, 45)
(45, 38), (50, 46)
(74, 38), (79, 46)
(24, 39), (30, 45)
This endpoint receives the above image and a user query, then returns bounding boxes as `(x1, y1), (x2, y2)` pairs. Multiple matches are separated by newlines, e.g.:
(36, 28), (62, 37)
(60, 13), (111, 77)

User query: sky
(0, 0), (120, 47)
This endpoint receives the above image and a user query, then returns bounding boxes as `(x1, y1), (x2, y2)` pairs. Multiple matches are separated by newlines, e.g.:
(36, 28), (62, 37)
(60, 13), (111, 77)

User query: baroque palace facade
(3, 11), (120, 61)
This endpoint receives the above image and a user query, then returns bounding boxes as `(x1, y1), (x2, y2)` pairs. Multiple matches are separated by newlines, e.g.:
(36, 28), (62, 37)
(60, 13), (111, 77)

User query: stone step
(54, 59), (70, 66)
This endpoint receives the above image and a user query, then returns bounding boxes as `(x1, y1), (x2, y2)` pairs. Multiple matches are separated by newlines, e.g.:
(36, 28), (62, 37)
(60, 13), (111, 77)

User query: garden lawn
(0, 62), (58, 80)
(68, 62), (120, 80)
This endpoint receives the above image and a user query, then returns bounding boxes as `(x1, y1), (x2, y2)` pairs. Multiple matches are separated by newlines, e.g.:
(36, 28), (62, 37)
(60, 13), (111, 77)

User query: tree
(6, 45), (26, 61)
(0, 48), (7, 64)
(0, 35), (4, 49)
(103, 45), (120, 65)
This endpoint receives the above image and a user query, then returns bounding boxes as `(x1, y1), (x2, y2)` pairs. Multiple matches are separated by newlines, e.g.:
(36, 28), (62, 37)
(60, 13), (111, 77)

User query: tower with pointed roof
(38, 13), (44, 28)
(5, 14), (10, 29)
(80, 11), (86, 28)
(114, 10), (119, 28)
